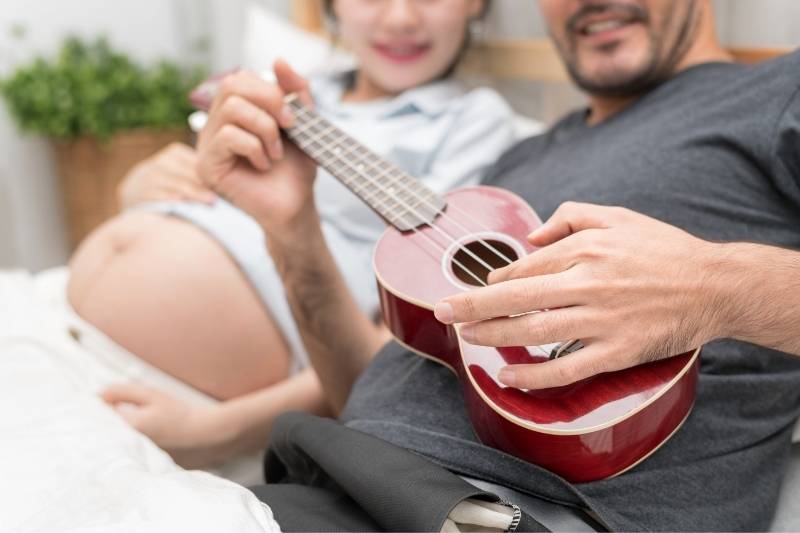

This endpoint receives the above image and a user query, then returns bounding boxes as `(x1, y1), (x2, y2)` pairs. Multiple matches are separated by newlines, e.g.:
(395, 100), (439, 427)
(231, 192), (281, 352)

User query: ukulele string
(369, 162), (517, 268)
(307, 150), (487, 287)
(296, 101), (514, 270)
(289, 103), (514, 278)
(298, 104), (513, 272)
(288, 110), (492, 286)
(307, 112), (517, 272)
(289, 106), (494, 274)
(328, 125), (517, 268)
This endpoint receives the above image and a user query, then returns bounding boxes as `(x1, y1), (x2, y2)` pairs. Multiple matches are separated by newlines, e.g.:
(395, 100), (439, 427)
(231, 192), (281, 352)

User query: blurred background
(1, 0), (798, 271)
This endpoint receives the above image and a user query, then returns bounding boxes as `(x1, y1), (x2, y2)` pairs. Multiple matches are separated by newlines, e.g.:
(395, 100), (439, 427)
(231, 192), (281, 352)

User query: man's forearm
(266, 215), (390, 414)
(716, 242), (800, 355)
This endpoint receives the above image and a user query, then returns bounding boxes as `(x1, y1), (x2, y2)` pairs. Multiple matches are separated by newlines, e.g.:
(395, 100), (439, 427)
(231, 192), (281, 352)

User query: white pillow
(513, 114), (546, 139)
(241, 1), (355, 76)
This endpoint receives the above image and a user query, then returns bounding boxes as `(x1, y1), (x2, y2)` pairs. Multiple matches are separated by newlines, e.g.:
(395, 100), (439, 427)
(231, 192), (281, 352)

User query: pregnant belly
(67, 211), (290, 400)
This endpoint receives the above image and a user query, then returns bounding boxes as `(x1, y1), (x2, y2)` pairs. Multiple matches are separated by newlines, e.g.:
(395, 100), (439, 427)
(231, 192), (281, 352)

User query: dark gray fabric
(461, 476), (602, 532)
(342, 51), (800, 531)
(251, 412), (548, 532)
(770, 446), (800, 530)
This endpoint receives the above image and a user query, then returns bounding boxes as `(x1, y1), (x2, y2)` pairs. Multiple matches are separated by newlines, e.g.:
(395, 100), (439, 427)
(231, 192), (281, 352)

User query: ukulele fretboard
(284, 95), (446, 231)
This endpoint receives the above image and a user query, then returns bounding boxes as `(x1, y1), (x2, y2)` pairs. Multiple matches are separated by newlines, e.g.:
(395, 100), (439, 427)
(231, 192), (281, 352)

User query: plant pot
(52, 128), (191, 250)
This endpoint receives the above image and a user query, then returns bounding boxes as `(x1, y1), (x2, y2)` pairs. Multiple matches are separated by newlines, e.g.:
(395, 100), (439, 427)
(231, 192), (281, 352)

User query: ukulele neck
(284, 95), (446, 232)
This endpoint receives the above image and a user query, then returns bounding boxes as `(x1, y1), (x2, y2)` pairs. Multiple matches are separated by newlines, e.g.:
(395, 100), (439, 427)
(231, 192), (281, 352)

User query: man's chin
(569, 61), (662, 98)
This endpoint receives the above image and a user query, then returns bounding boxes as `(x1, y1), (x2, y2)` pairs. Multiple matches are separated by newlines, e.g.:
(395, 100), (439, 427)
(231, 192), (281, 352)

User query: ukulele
(192, 82), (700, 483)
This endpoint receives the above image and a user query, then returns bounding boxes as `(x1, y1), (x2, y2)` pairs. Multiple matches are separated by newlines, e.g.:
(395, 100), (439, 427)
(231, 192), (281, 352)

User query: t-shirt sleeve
(773, 87), (800, 201)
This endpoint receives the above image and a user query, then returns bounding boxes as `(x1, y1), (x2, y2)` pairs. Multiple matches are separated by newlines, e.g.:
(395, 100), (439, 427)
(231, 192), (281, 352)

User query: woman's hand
(196, 60), (319, 242)
(101, 383), (239, 469)
(117, 143), (216, 209)
(435, 202), (729, 390)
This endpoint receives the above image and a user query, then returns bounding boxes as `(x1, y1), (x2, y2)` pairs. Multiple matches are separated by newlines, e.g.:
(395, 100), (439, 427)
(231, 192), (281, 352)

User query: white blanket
(0, 270), (280, 533)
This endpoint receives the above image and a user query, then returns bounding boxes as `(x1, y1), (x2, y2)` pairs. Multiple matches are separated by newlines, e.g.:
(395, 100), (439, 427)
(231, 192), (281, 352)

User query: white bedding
(0, 270), (280, 532)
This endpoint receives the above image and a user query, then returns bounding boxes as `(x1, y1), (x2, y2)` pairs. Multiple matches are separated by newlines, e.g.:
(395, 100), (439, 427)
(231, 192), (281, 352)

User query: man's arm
(712, 241), (800, 354)
(266, 213), (391, 414)
(195, 63), (389, 414)
(434, 202), (800, 389)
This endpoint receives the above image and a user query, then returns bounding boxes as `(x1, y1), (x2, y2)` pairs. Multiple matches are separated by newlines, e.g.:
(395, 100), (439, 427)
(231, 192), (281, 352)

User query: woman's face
(333, 0), (485, 97)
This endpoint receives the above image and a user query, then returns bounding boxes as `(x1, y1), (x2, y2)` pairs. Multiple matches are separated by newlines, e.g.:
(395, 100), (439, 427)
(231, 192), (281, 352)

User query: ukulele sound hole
(451, 239), (519, 286)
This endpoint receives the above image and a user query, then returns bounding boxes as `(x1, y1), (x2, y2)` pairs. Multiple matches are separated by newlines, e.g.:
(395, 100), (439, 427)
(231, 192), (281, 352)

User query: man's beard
(566, 39), (668, 98)
(557, 1), (700, 98)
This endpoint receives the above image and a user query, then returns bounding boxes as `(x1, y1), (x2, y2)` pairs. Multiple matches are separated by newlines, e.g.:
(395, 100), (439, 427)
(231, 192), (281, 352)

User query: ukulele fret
(285, 95), (446, 231)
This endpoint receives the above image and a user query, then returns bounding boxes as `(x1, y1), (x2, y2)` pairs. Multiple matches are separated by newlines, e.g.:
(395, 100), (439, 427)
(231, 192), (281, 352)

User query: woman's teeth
(382, 45), (424, 56)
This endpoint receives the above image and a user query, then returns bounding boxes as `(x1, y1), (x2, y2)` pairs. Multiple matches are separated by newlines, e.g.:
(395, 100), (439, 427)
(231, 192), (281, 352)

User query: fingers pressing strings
(214, 95), (285, 161)
(487, 230), (601, 284)
(458, 306), (592, 348)
(210, 72), (294, 130)
(497, 343), (613, 389)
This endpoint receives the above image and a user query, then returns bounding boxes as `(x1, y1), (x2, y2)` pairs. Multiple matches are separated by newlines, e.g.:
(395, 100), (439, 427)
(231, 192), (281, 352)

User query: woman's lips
(373, 43), (431, 63)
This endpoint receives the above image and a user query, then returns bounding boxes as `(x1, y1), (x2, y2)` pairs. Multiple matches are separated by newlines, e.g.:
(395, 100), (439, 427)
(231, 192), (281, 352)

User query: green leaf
(0, 35), (208, 140)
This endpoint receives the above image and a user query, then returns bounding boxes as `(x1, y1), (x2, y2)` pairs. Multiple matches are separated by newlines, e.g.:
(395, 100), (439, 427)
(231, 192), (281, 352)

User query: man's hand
(118, 143), (215, 209)
(434, 202), (729, 390)
(196, 60), (319, 241)
(101, 383), (238, 469)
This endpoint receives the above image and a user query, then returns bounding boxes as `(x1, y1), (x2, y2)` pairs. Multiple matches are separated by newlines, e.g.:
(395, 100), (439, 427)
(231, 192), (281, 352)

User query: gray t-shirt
(342, 51), (800, 531)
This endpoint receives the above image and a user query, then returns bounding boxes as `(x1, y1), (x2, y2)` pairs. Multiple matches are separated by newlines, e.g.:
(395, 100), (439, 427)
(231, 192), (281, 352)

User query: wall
(1, 0), (798, 270)
(485, 0), (800, 46)
(715, 0), (800, 47)
(0, 0), (218, 270)
(0, 165), (14, 266)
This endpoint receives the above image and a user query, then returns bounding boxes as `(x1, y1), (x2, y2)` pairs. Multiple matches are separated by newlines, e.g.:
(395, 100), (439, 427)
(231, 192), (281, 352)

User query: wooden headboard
(289, 0), (790, 83)
(460, 40), (790, 83)
(292, 0), (326, 35)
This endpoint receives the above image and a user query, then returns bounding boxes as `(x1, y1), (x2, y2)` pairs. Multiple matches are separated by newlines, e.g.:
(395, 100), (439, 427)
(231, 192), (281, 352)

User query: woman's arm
(117, 142), (216, 209)
(195, 64), (392, 415)
(102, 367), (330, 469)
(215, 367), (330, 458)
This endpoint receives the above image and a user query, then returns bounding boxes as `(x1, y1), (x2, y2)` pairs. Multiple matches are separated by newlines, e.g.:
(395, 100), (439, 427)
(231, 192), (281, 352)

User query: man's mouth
(568, 4), (648, 41)
(373, 42), (432, 63)
(581, 18), (634, 36)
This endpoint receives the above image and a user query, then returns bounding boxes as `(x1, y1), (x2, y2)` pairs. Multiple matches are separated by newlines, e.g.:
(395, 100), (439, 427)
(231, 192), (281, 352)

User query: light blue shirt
(141, 72), (519, 370)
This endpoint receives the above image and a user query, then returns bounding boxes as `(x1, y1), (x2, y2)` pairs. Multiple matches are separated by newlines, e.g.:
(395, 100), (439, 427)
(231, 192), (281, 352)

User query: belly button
(68, 327), (82, 343)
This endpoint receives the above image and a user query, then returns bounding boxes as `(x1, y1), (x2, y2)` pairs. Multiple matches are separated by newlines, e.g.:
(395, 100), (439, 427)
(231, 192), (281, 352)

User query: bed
(1, 2), (797, 530)
(0, 269), (280, 532)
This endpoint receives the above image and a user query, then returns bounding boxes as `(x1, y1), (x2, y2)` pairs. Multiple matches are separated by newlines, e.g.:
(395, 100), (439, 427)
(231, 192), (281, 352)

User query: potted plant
(0, 36), (207, 248)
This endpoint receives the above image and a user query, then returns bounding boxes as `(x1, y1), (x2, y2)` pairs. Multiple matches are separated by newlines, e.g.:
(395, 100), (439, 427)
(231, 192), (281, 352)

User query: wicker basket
(53, 129), (191, 250)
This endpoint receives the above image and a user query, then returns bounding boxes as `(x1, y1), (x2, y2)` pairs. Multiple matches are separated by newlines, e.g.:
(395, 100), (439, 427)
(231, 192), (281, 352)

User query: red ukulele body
(373, 186), (700, 483)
